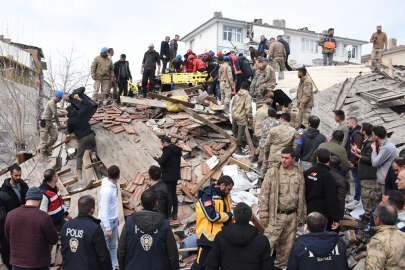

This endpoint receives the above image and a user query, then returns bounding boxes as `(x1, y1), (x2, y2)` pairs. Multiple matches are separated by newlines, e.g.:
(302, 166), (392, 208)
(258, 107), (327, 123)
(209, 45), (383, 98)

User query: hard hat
(222, 48), (230, 55)
(100, 47), (108, 53)
(55, 90), (64, 98)
(187, 49), (193, 54)
(217, 51), (223, 57)
(176, 55), (182, 60)
(209, 50), (215, 56)
(224, 56), (230, 61)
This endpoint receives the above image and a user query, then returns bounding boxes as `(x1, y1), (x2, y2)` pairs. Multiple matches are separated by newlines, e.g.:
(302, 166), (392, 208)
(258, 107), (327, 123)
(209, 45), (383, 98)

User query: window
(223, 25), (243, 43)
(301, 38), (318, 54)
(352, 46), (358, 59)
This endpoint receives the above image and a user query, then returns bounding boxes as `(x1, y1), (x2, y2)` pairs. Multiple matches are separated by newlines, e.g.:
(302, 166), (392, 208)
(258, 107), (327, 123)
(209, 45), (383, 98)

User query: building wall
(186, 23), (218, 54)
(382, 51), (405, 66)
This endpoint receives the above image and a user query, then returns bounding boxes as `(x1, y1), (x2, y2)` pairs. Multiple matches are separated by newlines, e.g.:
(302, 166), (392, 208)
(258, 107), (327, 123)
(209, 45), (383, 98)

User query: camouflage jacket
(264, 122), (296, 163)
(268, 41), (286, 59)
(218, 62), (233, 87)
(42, 98), (60, 126)
(259, 163), (306, 228)
(91, 55), (114, 80)
(231, 89), (252, 126)
(297, 76), (314, 108)
(366, 225), (405, 270)
(254, 104), (269, 137)
(259, 64), (276, 90)
(259, 117), (279, 149)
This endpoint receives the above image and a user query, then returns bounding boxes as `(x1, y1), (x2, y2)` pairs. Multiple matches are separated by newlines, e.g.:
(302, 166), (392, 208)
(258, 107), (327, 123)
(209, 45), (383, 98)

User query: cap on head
(224, 56), (230, 61)
(148, 43), (154, 48)
(55, 90), (64, 98)
(209, 50), (215, 56)
(176, 55), (182, 60)
(26, 187), (43, 201)
(261, 58), (269, 63)
(101, 47), (109, 54)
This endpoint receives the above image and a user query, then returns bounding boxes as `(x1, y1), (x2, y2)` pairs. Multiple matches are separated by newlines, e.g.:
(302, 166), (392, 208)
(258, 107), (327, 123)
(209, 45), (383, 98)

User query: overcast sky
(1, 0), (405, 82)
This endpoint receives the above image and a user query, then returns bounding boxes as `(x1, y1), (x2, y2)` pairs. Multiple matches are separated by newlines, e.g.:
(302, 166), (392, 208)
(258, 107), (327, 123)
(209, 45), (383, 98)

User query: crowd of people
(1, 24), (402, 270)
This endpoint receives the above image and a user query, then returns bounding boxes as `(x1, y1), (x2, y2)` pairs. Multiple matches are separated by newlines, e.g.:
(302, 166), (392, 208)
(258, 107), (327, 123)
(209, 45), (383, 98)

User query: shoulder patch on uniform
(204, 200), (213, 207)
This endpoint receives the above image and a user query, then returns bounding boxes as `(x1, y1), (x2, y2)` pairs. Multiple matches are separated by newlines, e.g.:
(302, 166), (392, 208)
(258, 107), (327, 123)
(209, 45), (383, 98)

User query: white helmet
(222, 48), (230, 55)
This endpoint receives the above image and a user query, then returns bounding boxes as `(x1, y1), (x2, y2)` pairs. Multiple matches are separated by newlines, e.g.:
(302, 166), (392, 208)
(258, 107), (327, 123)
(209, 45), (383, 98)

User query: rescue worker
(141, 44), (160, 98)
(40, 90), (64, 157)
(277, 35), (292, 71)
(258, 58), (276, 98)
(107, 48), (118, 102)
(160, 36), (170, 74)
(191, 176), (234, 270)
(263, 113), (296, 176)
(259, 147), (306, 269)
(254, 100), (270, 148)
(192, 56), (207, 73)
(237, 54), (252, 91)
(366, 204), (405, 270)
(268, 37), (286, 80)
(319, 28), (336, 66)
(370, 25), (388, 71)
(169, 55), (183, 73)
(249, 55), (263, 97)
(218, 56), (233, 112)
(61, 195), (112, 270)
(40, 169), (71, 231)
(259, 107), (279, 171)
(227, 50), (243, 92)
(231, 82), (252, 154)
(296, 67), (314, 129)
(66, 89), (98, 183)
(91, 47), (114, 104)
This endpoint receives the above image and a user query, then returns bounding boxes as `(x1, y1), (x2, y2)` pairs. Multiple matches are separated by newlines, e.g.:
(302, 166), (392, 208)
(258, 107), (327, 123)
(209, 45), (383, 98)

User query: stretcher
(160, 72), (213, 86)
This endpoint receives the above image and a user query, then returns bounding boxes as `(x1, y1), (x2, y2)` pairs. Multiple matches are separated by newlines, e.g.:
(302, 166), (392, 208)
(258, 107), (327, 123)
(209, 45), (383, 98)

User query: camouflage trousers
(264, 212), (297, 268)
(39, 122), (58, 153)
(297, 106), (312, 128)
(371, 48), (383, 69)
(93, 79), (111, 102)
(361, 179), (382, 213)
(249, 74), (263, 97)
(220, 81), (232, 111)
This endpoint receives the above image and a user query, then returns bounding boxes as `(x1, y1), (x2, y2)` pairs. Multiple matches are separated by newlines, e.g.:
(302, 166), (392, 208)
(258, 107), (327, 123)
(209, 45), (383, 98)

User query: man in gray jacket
(371, 126), (398, 195)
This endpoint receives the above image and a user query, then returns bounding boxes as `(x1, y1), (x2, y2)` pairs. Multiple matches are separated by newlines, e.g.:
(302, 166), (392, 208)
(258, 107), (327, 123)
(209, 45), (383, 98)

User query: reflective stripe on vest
(44, 189), (63, 216)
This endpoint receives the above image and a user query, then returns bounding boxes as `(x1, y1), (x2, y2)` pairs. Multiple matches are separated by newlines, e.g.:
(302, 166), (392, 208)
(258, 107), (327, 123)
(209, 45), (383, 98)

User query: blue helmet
(261, 58), (269, 62)
(209, 50), (215, 56)
(55, 90), (64, 98)
(224, 56), (230, 61)
(176, 55), (182, 60)
(100, 47), (108, 53)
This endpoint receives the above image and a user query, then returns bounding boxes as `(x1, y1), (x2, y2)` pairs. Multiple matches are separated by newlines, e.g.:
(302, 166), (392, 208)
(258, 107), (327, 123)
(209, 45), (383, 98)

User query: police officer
(259, 147), (306, 269)
(191, 176), (234, 270)
(61, 195), (112, 270)
(40, 90), (64, 157)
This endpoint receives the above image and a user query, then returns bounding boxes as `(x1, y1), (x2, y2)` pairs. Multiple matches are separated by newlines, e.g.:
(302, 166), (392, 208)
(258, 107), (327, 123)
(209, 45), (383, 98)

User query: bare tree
(45, 47), (91, 97)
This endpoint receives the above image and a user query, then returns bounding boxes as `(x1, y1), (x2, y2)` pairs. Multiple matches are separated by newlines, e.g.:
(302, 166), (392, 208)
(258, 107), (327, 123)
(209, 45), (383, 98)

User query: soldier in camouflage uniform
(258, 107), (279, 169)
(267, 38), (286, 80)
(249, 56), (263, 97)
(259, 147), (306, 269)
(296, 67), (314, 128)
(231, 82), (252, 154)
(366, 204), (405, 270)
(262, 113), (296, 177)
(258, 58), (276, 98)
(39, 91), (64, 157)
(218, 56), (233, 113)
(91, 47), (114, 104)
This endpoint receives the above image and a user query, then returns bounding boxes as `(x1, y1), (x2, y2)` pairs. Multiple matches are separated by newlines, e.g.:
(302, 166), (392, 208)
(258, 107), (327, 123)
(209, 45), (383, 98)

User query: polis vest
(61, 216), (101, 270)
(124, 216), (170, 270)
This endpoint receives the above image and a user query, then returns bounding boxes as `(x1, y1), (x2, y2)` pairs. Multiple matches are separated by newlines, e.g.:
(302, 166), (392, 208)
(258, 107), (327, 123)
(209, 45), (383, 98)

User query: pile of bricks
(121, 172), (152, 215)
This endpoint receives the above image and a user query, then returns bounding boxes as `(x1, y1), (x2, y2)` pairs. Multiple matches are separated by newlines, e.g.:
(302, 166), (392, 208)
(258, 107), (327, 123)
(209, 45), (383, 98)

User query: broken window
(359, 87), (405, 104)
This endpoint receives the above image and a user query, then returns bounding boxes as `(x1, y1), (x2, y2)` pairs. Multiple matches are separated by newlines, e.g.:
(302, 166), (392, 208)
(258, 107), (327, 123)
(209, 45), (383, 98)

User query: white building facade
(181, 13), (367, 66)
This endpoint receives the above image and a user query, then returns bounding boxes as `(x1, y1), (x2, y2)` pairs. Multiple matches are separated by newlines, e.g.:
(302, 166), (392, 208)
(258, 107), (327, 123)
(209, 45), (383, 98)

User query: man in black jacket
(296, 116), (327, 171)
(141, 44), (160, 98)
(207, 202), (274, 270)
(351, 122), (378, 214)
(114, 54), (132, 102)
(155, 136), (182, 220)
(287, 212), (348, 270)
(61, 195), (112, 270)
(305, 148), (340, 231)
(145, 166), (169, 218)
(118, 190), (179, 270)
(236, 54), (253, 92)
(160, 36), (170, 74)
(0, 164), (29, 269)
(66, 88), (97, 183)
(277, 35), (292, 71)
